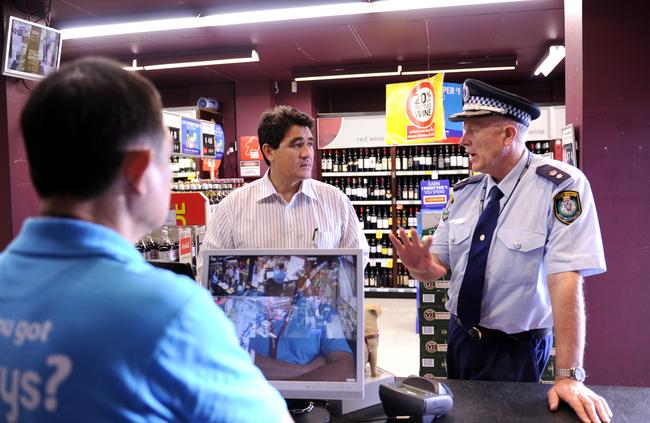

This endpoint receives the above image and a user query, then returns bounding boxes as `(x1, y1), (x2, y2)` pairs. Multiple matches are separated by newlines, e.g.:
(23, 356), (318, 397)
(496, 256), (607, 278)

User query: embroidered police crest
(554, 191), (581, 225)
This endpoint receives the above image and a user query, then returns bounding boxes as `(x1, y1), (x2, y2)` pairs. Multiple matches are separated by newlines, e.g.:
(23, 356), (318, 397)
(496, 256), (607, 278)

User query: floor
(365, 298), (420, 378)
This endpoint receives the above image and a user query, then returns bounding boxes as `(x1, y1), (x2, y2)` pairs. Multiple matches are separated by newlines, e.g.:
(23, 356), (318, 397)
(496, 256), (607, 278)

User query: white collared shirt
(431, 152), (606, 333)
(199, 171), (369, 272)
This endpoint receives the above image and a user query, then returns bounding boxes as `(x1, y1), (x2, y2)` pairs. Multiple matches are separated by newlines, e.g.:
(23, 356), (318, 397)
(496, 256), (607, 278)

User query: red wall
(0, 73), (39, 249)
(566, 0), (650, 386)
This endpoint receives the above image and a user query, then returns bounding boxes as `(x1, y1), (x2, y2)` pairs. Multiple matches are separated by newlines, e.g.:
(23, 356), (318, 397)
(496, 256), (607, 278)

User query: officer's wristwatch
(556, 367), (586, 382)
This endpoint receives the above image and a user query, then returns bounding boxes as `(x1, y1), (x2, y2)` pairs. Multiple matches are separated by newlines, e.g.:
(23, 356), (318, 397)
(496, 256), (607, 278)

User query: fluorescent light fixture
(124, 58), (143, 71)
(61, 0), (533, 40)
(122, 50), (259, 72)
(402, 56), (517, 75)
(402, 65), (515, 75)
(534, 45), (565, 77)
(294, 65), (402, 82)
(144, 50), (258, 70)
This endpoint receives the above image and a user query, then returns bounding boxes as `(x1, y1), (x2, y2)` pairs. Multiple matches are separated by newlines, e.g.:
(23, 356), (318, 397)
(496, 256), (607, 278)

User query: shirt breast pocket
(496, 226), (547, 284)
(449, 223), (472, 264)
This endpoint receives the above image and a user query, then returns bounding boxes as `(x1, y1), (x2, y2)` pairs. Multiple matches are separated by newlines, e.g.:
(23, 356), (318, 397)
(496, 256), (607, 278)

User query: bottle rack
(320, 144), (470, 297)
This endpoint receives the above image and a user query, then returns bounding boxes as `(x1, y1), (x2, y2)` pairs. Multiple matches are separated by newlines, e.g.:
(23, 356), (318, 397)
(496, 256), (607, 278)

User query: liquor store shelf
(322, 171), (391, 177)
(172, 172), (197, 179)
(395, 169), (470, 176)
(362, 229), (393, 234)
(350, 200), (424, 206)
(322, 169), (469, 178)
(364, 286), (417, 298)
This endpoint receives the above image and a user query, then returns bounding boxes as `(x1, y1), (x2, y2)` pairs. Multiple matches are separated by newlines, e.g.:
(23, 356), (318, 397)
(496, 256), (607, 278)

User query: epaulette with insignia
(453, 174), (485, 191)
(536, 164), (572, 185)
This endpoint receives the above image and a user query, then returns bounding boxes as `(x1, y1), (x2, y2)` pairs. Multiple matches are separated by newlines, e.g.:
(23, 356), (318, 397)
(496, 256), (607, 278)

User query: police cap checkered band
(449, 79), (541, 127)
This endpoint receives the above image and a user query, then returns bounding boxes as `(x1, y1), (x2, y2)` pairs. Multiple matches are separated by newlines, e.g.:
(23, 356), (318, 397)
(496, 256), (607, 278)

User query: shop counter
(339, 379), (650, 422)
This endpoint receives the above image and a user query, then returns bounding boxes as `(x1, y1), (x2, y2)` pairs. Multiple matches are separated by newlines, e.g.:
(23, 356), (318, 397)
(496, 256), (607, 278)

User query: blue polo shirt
(0, 218), (287, 422)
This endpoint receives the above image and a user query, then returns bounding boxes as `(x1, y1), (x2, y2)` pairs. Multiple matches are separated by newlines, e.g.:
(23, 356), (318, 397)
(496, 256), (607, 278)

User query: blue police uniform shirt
(431, 152), (606, 333)
(0, 218), (288, 423)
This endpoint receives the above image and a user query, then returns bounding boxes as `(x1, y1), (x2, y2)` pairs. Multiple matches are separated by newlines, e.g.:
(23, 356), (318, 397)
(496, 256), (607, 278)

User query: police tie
(457, 185), (504, 329)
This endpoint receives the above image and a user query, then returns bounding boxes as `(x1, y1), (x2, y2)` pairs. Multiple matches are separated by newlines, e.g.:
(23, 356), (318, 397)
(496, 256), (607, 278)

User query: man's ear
(261, 143), (274, 164)
(502, 124), (518, 147)
(122, 149), (153, 194)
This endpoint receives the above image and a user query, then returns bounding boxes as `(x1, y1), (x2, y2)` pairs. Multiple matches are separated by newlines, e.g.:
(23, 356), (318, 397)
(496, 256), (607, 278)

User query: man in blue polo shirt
(0, 57), (292, 423)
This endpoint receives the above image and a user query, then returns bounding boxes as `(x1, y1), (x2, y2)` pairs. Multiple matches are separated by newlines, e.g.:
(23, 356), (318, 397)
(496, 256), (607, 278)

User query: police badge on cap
(449, 79), (541, 127)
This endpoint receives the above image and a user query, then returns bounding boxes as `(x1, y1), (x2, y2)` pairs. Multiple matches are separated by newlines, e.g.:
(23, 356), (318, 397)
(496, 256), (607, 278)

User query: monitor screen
(2, 16), (62, 81)
(201, 249), (364, 400)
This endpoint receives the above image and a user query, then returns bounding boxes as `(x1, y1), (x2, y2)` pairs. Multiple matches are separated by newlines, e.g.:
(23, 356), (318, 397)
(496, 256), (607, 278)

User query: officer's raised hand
(389, 227), (447, 282)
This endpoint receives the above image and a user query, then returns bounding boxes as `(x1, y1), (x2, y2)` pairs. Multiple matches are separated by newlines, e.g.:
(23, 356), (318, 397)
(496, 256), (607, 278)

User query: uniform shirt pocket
(496, 226), (547, 284)
(448, 223), (472, 268)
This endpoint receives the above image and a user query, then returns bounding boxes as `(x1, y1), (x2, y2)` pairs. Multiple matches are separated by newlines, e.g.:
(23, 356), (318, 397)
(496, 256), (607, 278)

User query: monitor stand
(286, 399), (331, 423)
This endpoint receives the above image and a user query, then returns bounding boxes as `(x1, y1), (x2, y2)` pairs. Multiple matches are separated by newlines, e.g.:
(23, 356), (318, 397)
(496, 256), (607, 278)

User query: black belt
(453, 315), (552, 342)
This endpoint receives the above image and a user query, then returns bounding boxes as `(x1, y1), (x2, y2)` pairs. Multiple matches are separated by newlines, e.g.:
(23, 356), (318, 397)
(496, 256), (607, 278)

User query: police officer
(390, 79), (612, 423)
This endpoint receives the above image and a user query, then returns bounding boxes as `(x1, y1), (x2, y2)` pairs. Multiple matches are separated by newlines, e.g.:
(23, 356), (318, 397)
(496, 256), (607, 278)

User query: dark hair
(20, 57), (165, 199)
(257, 105), (313, 165)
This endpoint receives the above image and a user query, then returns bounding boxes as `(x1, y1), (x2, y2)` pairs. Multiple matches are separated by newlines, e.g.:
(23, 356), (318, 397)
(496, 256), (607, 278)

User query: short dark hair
(20, 57), (165, 199)
(257, 105), (314, 165)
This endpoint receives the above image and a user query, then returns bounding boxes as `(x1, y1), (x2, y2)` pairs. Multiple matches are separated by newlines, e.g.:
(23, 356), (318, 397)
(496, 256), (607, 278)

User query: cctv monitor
(2, 16), (62, 81)
(200, 248), (364, 400)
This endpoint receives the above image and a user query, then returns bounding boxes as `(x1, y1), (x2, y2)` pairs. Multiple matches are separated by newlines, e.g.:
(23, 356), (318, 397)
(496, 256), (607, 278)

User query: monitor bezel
(2, 16), (63, 81)
(201, 248), (365, 400)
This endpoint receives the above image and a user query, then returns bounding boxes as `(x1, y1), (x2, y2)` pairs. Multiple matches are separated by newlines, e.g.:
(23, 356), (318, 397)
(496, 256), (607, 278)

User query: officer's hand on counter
(548, 378), (613, 423)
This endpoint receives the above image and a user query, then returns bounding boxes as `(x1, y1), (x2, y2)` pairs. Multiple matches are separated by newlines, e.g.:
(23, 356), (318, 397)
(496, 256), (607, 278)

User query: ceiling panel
(492, 9), (565, 48)
(49, 0), (565, 87)
(425, 14), (502, 55)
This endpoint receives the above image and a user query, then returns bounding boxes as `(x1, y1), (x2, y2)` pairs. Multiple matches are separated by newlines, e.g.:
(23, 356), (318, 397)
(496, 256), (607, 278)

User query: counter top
(340, 379), (650, 422)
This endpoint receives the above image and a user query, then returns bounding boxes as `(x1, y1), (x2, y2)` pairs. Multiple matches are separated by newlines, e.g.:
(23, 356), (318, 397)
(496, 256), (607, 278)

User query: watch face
(574, 367), (586, 382)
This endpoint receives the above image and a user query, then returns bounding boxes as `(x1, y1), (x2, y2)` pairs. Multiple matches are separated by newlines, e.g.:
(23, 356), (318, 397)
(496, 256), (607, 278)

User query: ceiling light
(402, 65), (515, 75)
(534, 45), (565, 77)
(294, 65), (402, 82)
(122, 50), (259, 72)
(402, 56), (517, 75)
(61, 0), (533, 40)
(124, 58), (143, 71)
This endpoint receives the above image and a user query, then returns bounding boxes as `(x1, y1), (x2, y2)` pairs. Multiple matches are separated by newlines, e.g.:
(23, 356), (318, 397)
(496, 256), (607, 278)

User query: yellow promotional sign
(386, 74), (445, 144)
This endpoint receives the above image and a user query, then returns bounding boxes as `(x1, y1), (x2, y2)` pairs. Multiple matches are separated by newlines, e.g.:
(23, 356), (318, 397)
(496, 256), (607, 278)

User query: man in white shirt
(201, 105), (368, 381)
(201, 105), (369, 259)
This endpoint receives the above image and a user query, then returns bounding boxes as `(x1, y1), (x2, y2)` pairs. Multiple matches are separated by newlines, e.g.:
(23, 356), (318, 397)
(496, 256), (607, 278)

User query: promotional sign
(239, 136), (262, 177)
(214, 123), (225, 160)
(386, 74), (446, 145)
(163, 111), (182, 154)
(420, 180), (450, 210)
(240, 161), (261, 177)
(527, 105), (566, 141)
(561, 123), (578, 167)
(181, 117), (202, 156)
(442, 82), (463, 143)
(170, 192), (209, 226)
(201, 120), (216, 157)
(317, 115), (386, 149)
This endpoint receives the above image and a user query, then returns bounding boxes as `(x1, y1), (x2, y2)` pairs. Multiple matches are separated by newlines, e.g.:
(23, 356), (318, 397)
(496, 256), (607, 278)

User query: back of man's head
(21, 57), (164, 200)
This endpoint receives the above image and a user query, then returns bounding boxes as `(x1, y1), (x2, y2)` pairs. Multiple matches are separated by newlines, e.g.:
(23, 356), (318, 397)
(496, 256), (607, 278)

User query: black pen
(312, 228), (319, 242)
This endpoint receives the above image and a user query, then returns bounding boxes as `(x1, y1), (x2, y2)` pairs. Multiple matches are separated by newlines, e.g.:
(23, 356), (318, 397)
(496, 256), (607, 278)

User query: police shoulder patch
(536, 164), (572, 185)
(554, 191), (582, 225)
(453, 174), (484, 191)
